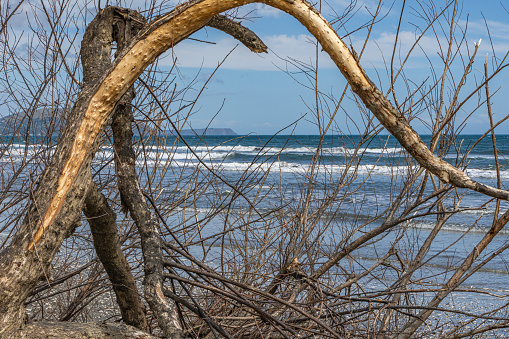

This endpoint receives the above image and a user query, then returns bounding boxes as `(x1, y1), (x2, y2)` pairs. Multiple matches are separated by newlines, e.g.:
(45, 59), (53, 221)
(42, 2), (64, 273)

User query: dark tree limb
(83, 183), (148, 331)
(111, 8), (184, 337)
(207, 14), (268, 53)
(111, 74), (184, 337)
(78, 7), (148, 331)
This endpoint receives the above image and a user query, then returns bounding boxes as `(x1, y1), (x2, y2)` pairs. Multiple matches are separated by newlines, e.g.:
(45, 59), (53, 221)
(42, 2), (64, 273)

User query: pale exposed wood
(28, 0), (509, 250)
(2, 0), (508, 337)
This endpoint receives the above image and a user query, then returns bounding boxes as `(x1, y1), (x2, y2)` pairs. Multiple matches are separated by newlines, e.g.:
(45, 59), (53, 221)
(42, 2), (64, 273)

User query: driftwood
(0, 0), (508, 337)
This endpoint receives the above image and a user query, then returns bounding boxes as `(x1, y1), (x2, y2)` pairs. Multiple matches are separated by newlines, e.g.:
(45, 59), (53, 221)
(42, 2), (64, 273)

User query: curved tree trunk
(0, 0), (507, 337)
(80, 7), (148, 332)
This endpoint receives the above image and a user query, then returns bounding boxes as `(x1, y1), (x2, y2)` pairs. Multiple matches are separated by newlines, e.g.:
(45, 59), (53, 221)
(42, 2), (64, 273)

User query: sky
(160, 1), (509, 135)
(4, 0), (509, 135)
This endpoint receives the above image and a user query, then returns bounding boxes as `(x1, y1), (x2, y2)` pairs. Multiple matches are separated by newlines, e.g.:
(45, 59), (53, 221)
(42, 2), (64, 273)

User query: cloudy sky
(5, 0), (509, 135)
(158, 1), (509, 135)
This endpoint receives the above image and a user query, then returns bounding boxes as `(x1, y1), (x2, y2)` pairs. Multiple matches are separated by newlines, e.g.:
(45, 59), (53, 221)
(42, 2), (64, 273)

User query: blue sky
(159, 1), (509, 135)
(5, 1), (509, 135)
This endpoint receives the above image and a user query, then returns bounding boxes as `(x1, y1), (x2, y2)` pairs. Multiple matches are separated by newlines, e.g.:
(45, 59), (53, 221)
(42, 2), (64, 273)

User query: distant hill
(0, 109), (237, 137)
(171, 128), (237, 136)
(0, 108), (63, 136)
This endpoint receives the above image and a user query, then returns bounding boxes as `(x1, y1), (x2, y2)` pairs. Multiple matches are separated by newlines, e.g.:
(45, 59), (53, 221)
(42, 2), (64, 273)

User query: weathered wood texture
(84, 183), (148, 331)
(81, 7), (148, 332)
(1, 0), (508, 337)
(112, 86), (183, 338)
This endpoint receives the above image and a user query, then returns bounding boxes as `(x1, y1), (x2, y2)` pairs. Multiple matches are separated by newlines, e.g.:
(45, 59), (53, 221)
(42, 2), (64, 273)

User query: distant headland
(0, 108), (63, 136)
(0, 109), (237, 137)
(171, 128), (237, 136)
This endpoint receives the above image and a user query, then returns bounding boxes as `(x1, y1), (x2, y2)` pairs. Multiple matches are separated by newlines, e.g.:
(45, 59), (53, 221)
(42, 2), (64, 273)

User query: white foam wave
(1, 143), (508, 181)
(150, 151), (230, 161)
(409, 221), (509, 235)
(165, 145), (405, 156)
(443, 153), (499, 161)
(135, 157), (509, 180)
(465, 168), (509, 180)
(91, 146), (368, 163)
(154, 160), (415, 177)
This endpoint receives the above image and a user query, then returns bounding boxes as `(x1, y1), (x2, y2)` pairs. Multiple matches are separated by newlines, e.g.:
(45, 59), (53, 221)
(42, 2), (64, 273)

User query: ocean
(3, 133), (509, 335)
(125, 133), (509, 291)
(5, 133), (509, 275)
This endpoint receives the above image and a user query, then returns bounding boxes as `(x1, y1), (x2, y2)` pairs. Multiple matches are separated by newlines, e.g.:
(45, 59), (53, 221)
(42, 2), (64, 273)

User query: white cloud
(460, 19), (509, 41)
(455, 19), (509, 57)
(166, 27), (456, 72)
(167, 34), (336, 71)
(249, 4), (282, 18)
(361, 31), (442, 60)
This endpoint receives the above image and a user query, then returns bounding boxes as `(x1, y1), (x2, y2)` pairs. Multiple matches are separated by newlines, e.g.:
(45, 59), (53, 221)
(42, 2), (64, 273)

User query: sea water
(2, 133), (509, 333)
(129, 134), (509, 289)
(3, 134), (509, 272)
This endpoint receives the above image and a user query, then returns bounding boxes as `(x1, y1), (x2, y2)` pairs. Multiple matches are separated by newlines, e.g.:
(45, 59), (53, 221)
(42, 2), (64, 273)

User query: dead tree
(0, 0), (508, 337)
